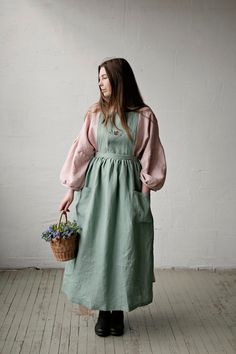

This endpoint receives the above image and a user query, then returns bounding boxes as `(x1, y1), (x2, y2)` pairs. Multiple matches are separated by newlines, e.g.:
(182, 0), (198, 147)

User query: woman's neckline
(108, 106), (150, 114)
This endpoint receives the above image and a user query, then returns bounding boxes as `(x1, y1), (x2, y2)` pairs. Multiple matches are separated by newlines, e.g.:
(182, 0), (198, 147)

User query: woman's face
(98, 66), (112, 99)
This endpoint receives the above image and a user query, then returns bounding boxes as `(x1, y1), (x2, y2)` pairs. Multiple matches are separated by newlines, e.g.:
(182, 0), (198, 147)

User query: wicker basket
(50, 211), (79, 261)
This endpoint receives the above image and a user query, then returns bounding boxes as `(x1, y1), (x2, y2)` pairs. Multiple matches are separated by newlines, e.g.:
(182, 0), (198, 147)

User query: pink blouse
(60, 105), (167, 192)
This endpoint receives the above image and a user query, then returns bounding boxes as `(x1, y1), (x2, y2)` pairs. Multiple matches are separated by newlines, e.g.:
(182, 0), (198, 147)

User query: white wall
(0, 0), (235, 269)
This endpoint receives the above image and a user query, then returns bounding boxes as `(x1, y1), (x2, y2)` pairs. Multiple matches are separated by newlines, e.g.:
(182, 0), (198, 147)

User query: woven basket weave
(50, 211), (79, 261)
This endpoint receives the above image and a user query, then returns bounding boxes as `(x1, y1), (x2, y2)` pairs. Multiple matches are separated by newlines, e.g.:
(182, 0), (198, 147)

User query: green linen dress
(61, 111), (159, 312)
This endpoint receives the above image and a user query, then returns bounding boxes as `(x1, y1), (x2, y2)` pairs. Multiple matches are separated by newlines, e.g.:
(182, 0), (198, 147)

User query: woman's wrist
(141, 183), (150, 194)
(67, 188), (75, 195)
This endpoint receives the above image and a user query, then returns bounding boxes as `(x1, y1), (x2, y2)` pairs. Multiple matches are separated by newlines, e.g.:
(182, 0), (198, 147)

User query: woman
(59, 57), (167, 337)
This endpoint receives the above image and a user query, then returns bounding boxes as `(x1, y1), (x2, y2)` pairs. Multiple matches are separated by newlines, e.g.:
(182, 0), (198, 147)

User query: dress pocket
(132, 190), (153, 223)
(77, 186), (92, 228)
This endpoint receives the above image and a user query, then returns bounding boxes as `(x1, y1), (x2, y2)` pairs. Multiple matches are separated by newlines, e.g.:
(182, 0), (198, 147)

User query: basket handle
(56, 210), (68, 241)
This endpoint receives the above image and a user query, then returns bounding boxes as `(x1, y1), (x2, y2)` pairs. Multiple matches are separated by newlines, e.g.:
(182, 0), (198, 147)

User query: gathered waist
(94, 151), (139, 161)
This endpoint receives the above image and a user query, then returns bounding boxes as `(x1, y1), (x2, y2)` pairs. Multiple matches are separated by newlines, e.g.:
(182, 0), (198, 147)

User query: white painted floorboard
(0, 268), (235, 354)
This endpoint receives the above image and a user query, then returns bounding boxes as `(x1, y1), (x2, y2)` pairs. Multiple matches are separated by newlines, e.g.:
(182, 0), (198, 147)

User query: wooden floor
(0, 268), (235, 354)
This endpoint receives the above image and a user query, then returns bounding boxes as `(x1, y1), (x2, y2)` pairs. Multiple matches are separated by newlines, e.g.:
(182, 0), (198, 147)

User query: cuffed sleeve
(59, 111), (97, 191)
(137, 109), (167, 191)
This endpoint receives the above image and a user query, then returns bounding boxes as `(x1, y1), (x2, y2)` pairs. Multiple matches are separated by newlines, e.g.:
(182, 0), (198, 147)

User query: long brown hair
(97, 57), (148, 142)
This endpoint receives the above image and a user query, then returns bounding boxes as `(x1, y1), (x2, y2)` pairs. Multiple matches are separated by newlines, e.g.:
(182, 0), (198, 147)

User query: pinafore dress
(61, 111), (154, 312)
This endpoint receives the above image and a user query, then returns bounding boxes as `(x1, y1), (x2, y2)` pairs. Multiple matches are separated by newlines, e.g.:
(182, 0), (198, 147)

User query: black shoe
(95, 310), (111, 337)
(110, 310), (124, 336)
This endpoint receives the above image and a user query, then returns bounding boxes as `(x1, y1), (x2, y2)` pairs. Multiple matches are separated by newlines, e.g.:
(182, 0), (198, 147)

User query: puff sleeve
(136, 109), (167, 191)
(59, 110), (96, 191)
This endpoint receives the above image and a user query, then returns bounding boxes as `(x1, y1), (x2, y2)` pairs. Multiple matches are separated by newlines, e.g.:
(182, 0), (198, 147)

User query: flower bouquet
(41, 210), (81, 261)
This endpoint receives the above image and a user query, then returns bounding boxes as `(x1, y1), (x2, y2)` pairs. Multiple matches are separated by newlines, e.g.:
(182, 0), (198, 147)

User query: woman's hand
(141, 183), (150, 195)
(59, 188), (75, 212)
